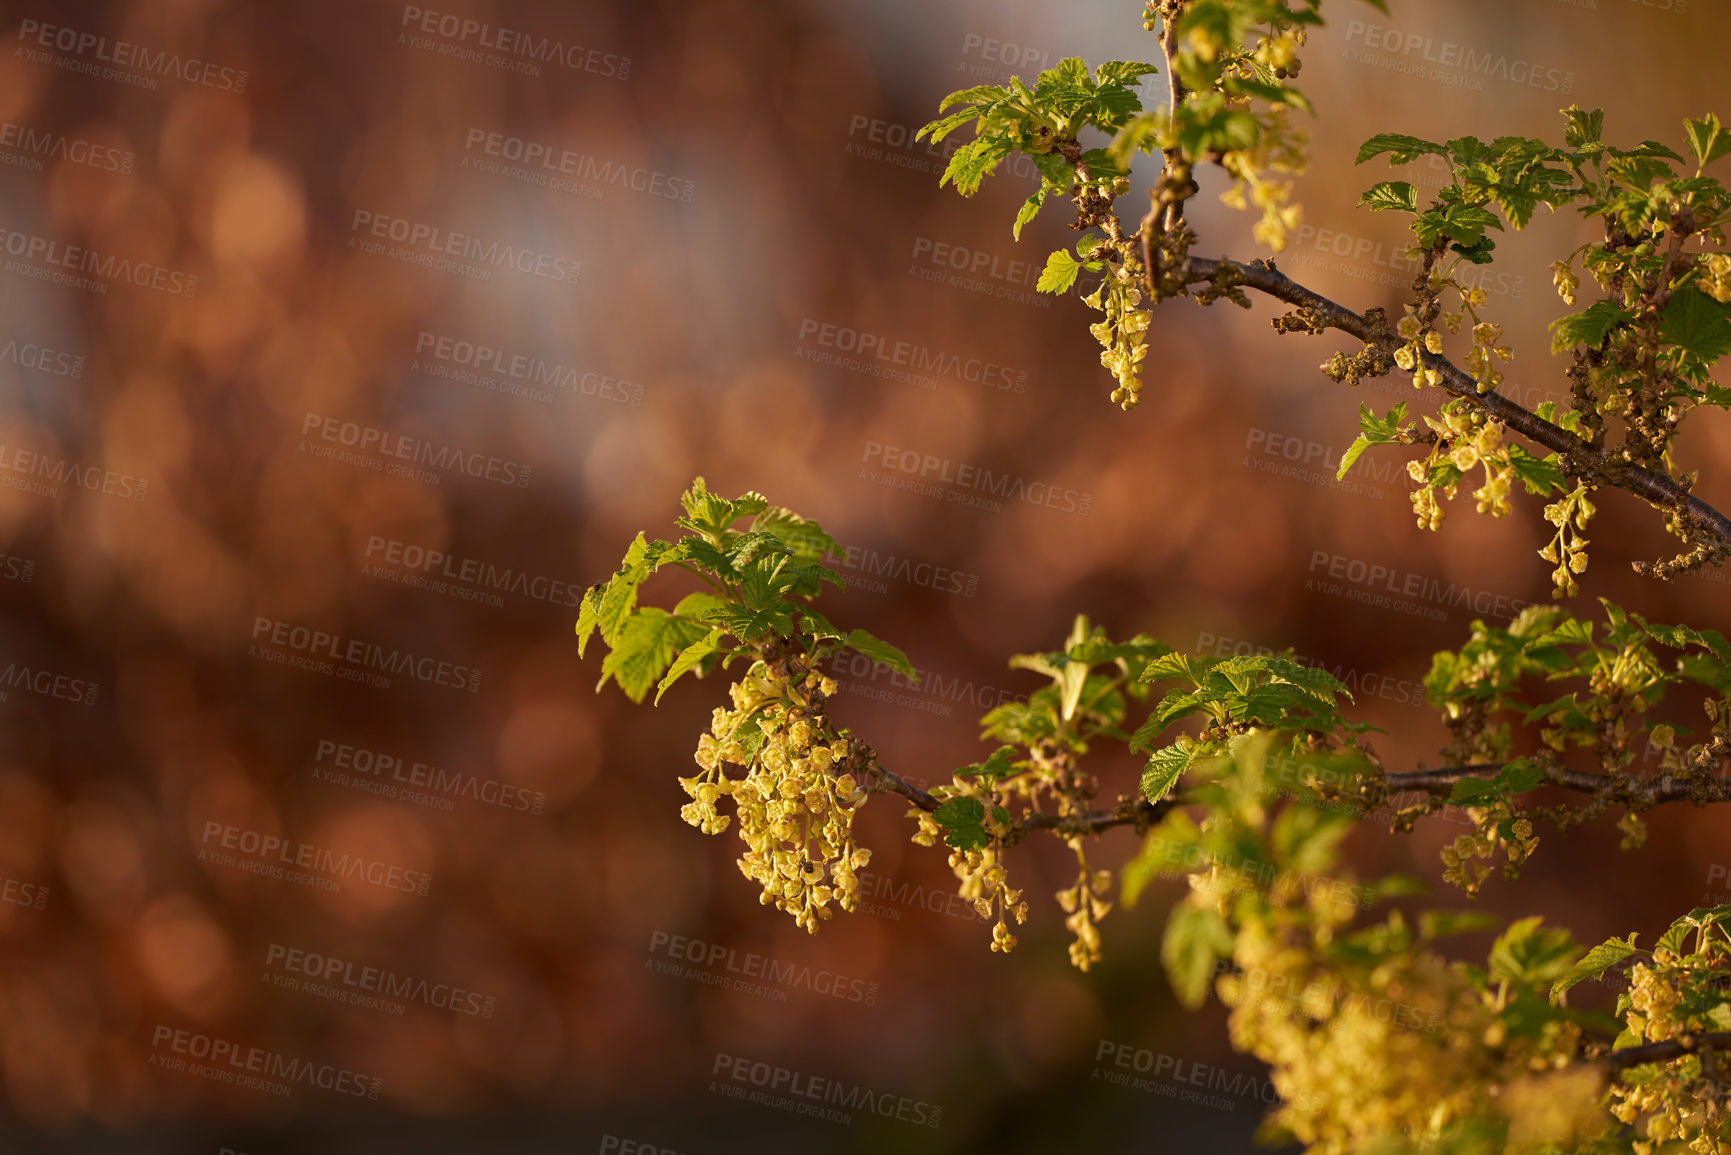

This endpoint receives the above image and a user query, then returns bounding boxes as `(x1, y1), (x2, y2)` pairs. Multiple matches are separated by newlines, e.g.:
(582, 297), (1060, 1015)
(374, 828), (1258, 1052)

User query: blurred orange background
(0, 0), (1723, 1151)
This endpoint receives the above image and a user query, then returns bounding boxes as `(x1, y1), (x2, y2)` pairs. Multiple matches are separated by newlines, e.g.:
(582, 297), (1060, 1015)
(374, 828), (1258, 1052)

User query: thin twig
(1181, 254), (1731, 559)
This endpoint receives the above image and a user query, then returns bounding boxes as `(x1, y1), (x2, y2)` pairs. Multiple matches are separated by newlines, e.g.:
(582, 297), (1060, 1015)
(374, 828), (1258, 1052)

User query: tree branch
(1602, 1031), (1731, 1074)
(1181, 253), (1731, 567)
(869, 760), (1183, 836)
(1374, 758), (1731, 807)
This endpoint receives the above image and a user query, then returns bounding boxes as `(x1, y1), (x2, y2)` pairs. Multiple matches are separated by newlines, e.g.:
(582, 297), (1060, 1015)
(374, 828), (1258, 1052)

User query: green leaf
(1122, 812), (1199, 910)
(1550, 300), (1636, 353)
(1507, 446), (1566, 496)
(1420, 910), (1502, 941)
(1013, 189), (1047, 241)
(655, 629), (727, 704)
(940, 136), (1014, 196)
(1037, 249), (1083, 294)
(1659, 287), (1731, 366)
(1657, 918), (1693, 957)
(1447, 776), (1503, 806)
(750, 506), (840, 564)
(1356, 132), (1446, 167)
(796, 607), (844, 642)
(1057, 660), (1091, 723)
(1162, 903), (1234, 1010)
(1270, 803), (1353, 877)
(1140, 652), (1213, 685)
(1359, 180), (1418, 213)
(1562, 107), (1605, 150)
(956, 745), (1020, 780)
(673, 591), (729, 621)
(598, 609), (709, 703)
(1489, 917), (1579, 987)
(575, 583), (605, 657)
(1499, 760), (1545, 794)
(933, 796), (989, 850)
(738, 554), (798, 610)
(1685, 114), (1731, 167)
(846, 628), (916, 683)
(708, 602), (796, 643)
(1551, 935), (1639, 1004)
(1337, 402), (1409, 480)
(1141, 742), (1194, 803)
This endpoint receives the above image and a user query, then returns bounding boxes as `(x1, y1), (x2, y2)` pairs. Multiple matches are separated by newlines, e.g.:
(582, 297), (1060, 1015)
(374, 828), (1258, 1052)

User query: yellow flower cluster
(1609, 954), (1731, 1153)
(910, 801), (1029, 953)
(1540, 485), (1595, 598)
(1085, 266), (1152, 411)
(1406, 406), (1514, 532)
(680, 661), (872, 933)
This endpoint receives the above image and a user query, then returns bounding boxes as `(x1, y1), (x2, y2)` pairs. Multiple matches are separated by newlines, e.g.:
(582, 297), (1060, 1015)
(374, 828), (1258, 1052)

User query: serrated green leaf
(1562, 107), (1604, 150)
(750, 506), (840, 564)
(1359, 180), (1418, 213)
(1037, 249), (1083, 294)
(1356, 132), (1447, 167)
(1550, 300), (1636, 353)
(1685, 114), (1731, 167)
(1657, 919), (1693, 957)
(655, 629), (727, 704)
(1270, 803), (1353, 876)
(1489, 916), (1579, 986)
(1162, 903), (1234, 1010)
(1660, 287), (1731, 366)
(846, 628), (916, 683)
(672, 591), (728, 621)
(708, 602), (796, 643)
(1013, 189), (1047, 241)
(956, 745), (1020, 780)
(797, 607), (843, 642)
(1338, 402), (1409, 480)
(1448, 774), (1504, 806)
(933, 796), (989, 850)
(598, 609), (710, 703)
(1420, 910), (1502, 941)
(1141, 743), (1194, 803)
(1551, 935), (1639, 1004)
(575, 583), (605, 657)
(1507, 446), (1566, 495)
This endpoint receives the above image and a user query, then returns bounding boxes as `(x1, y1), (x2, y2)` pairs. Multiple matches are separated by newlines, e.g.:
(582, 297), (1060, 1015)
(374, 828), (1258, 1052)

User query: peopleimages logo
(821, 541), (980, 597)
(412, 330), (643, 407)
(0, 335), (83, 378)
(647, 931), (879, 1005)
(906, 236), (1050, 309)
(1341, 20), (1575, 93)
(250, 615), (483, 693)
(796, 318), (1028, 394)
(0, 121), (134, 174)
(349, 210), (581, 285)
(0, 443), (148, 502)
(199, 821), (433, 897)
(0, 659), (99, 706)
(0, 224), (198, 296)
(363, 535), (584, 610)
(955, 32), (1059, 81)
(16, 20), (249, 91)
(299, 412), (533, 489)
(149, 1026), (380, 1099)
(263, 941), (496, 1018)
(311, 737), (546, 816)
(398, 6), (630, 79)
(711, 1053), (942, 1128)
(461, 129), (694, 202)
(1307, 550), (1531, 623)
(861, 440), (1091, 516)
